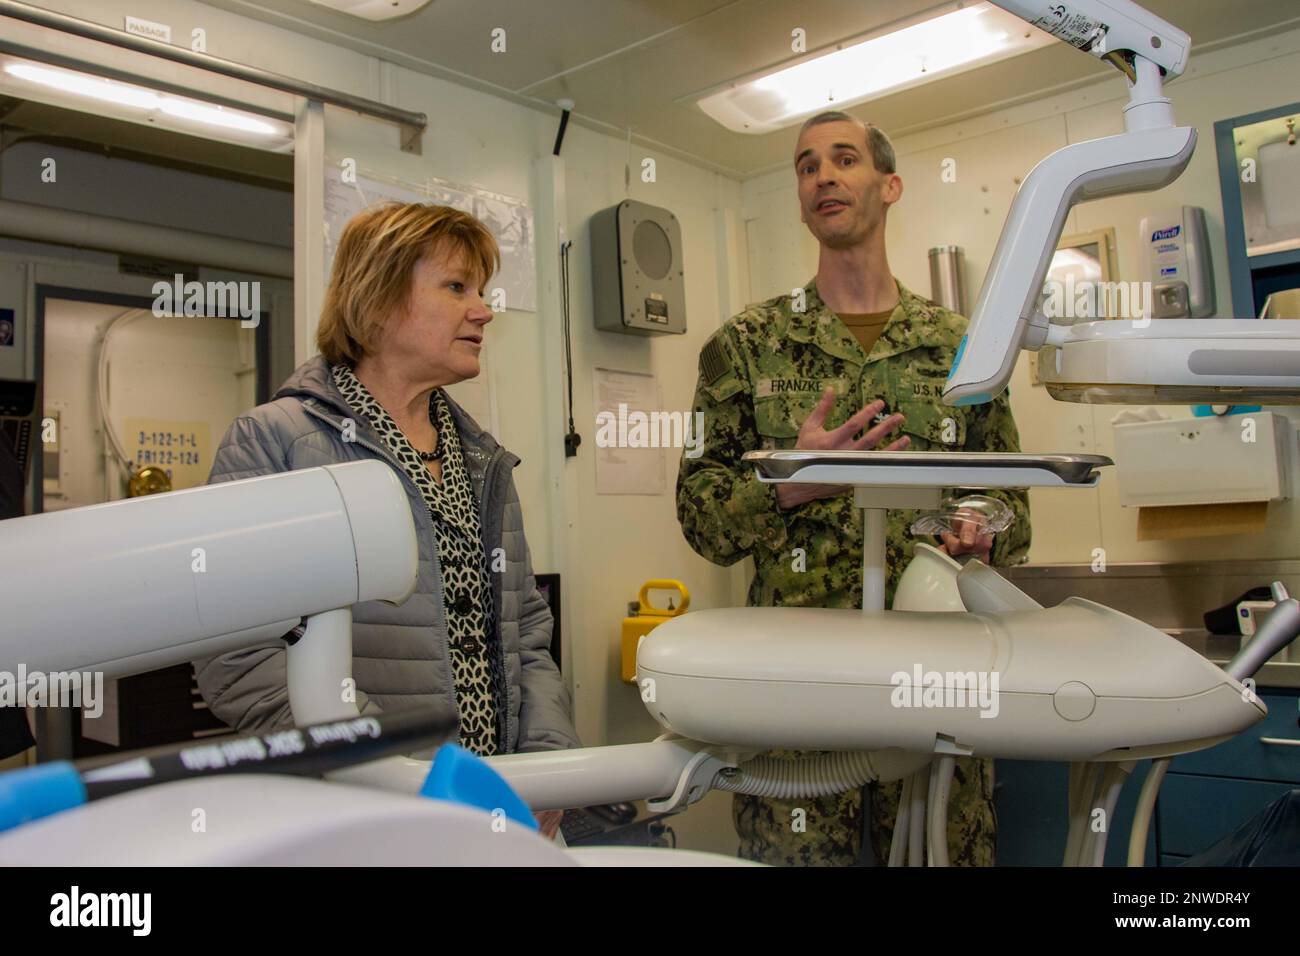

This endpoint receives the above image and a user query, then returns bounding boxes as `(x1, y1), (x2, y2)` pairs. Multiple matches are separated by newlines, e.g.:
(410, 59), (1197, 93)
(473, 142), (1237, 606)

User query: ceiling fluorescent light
(302, 0), (433, 21)
(3, 61), (283, 138)
(157, 100), (278, 135)
(5, 63), (161, 111)
(697, 2), (1054, 134)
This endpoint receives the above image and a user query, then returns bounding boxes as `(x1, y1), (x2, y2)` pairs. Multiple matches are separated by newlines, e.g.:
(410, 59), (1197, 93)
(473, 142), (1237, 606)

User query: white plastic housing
(944, 125), (1196, 404)
(892, 543), (965, 612)
(994, 0), (1190, 78)
(0, 460), (417, 677)
(637, 601), (1264, 761)
(1040, 318), (1300, 404)
(0, 776), (572, 866)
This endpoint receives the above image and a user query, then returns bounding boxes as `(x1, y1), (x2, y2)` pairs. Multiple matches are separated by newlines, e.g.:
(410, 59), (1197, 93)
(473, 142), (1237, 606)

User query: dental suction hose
(711, 750), (931, 799)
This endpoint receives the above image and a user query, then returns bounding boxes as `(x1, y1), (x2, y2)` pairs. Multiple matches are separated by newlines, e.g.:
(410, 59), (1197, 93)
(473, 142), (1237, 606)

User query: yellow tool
(621, 579), (690, 684)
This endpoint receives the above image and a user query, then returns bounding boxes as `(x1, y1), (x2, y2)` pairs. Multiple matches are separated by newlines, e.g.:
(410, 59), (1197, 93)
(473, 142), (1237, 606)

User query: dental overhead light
(697, 2), (1054, 134)
(1, 61), (286, 137)
(944, 0), (1300, 407)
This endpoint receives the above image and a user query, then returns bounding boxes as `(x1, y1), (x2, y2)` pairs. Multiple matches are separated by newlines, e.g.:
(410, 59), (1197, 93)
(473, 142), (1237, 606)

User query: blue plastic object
(1192, 404), (1261, 417)
(420, 743), (537, 830)
(946, 335), (968, 381)
(0, 761), (87, 833)
(944, 336), (995, 405)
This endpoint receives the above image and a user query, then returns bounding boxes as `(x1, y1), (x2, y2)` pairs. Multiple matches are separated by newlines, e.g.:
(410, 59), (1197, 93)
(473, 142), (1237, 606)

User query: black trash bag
(1181, 790), (1300, 866)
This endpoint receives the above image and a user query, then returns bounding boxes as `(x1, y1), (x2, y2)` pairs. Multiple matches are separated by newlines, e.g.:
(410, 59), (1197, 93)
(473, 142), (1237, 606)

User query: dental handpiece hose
(0, 707), (459, 832)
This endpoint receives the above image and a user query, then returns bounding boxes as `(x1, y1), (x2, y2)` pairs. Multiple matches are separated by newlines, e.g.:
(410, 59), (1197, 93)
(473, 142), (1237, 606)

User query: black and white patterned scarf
(331, 362), (501, 756)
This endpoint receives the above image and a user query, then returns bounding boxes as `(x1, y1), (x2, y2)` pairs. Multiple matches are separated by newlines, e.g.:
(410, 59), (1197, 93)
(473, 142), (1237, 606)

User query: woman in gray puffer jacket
(195, 203), (579, 833)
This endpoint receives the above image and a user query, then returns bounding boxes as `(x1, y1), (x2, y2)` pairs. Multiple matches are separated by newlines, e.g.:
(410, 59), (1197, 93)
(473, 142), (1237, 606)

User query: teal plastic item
(1192, 405), (1261, 417)
(946, 335), (968, 381)
(420, 743), (538, 830)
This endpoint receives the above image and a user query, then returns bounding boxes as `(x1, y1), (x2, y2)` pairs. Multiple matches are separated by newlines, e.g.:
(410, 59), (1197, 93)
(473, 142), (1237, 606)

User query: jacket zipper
(478, 446), (512, 752)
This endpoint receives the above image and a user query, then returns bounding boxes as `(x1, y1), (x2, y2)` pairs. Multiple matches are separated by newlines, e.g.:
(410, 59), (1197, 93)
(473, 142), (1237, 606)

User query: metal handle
(1259, 737), (1300, 748)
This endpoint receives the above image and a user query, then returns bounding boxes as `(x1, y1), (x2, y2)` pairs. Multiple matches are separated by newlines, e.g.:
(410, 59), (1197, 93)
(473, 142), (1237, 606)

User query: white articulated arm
(943, 0), (1194, 405)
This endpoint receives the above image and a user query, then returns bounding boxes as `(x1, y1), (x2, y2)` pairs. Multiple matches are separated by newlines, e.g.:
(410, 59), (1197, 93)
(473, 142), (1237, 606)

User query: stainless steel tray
(742, 450), (1113, 486)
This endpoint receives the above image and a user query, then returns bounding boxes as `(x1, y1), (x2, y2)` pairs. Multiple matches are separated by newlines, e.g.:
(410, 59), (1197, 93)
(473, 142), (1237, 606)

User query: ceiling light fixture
(697, 2), (1055, 134)
(3, 61), (282, 137)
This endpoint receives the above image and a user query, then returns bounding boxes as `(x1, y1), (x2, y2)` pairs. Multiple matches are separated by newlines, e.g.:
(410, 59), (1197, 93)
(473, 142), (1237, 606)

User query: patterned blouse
(331, 363), (501, 756)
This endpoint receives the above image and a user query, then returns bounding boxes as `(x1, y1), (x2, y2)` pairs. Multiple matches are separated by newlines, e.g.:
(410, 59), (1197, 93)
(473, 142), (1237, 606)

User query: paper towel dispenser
(1113, 412), (1291, 507)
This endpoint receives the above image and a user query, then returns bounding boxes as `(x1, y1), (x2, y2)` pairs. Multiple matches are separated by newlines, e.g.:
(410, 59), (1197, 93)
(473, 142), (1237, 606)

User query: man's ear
(884, 172), (903, 206)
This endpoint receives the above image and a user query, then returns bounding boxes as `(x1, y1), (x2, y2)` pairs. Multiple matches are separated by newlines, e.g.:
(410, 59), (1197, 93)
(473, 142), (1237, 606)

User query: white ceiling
(200, 0), (1300, 177)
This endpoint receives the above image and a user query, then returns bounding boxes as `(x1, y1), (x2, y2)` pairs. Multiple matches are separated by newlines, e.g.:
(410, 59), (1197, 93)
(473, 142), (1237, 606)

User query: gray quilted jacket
(193, 356), (580, 753)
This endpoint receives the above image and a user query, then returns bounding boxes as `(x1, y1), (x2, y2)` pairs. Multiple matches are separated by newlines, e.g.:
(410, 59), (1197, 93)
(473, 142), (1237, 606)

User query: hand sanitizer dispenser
(1139, 205), (1216, 318)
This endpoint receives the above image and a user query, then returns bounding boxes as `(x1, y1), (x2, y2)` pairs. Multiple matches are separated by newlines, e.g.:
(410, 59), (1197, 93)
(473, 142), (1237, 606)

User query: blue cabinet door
(1157, 773), (1295, 858)
(995, 759), (1158, 866)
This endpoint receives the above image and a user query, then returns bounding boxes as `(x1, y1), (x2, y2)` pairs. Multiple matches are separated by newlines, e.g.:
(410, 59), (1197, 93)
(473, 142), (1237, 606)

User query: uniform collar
(786, 277), (931, 364)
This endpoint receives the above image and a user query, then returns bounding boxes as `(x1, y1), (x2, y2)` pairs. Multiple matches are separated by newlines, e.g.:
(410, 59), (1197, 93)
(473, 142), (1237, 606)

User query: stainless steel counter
(1162, 628), (1300, 690)
(1002, 560), (1300, 690)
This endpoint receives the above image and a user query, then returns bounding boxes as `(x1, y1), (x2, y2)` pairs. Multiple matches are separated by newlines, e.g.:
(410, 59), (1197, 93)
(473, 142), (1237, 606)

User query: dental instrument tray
(743, 450), (1111, 488)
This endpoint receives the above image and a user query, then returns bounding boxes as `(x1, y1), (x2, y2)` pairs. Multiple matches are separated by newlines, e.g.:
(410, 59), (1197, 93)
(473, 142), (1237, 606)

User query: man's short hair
(797, 111), (896, 175)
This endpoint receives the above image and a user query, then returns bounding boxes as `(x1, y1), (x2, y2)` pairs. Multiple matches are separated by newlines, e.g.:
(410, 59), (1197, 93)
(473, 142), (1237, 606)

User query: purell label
(1152, 225), (1183, 242)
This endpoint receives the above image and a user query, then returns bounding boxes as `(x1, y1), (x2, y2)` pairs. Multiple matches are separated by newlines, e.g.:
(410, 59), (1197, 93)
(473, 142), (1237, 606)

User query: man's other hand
(937, 508), (994, 564)
(776, 386), (910, 510)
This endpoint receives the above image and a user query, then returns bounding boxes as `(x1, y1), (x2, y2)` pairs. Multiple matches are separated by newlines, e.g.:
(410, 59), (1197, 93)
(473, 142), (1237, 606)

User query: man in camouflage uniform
(676, 111), (1031, 867)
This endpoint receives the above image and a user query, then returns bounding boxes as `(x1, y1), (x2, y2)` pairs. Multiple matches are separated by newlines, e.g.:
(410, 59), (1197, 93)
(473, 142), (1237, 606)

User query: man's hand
(536, 809), (564, 840)
(776, 386), (911, 510)
(937, 508), (994, 564)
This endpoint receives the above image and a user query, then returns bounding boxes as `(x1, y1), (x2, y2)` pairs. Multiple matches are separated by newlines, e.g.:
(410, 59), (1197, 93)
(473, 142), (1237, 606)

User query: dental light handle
(1225, 583), (1300, 682)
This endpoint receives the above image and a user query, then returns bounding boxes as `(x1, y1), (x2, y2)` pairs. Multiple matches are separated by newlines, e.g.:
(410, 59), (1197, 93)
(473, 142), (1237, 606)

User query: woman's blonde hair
(317, 202), (500, 367)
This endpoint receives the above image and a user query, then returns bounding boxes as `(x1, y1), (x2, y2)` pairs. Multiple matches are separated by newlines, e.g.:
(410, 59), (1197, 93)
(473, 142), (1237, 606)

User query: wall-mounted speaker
(590, 200), (686, 335)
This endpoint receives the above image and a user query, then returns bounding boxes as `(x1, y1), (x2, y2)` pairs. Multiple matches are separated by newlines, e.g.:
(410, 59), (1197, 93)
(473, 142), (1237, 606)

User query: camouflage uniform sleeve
(961, 389), (1032, 567)
(676, 327), (789, 566)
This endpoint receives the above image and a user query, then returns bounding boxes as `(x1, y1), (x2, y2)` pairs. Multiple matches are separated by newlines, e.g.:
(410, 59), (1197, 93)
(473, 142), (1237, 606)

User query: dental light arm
(0, 460), (418, 726)
(994, 0), (1189, 81)
(944, 0), (1196, 405)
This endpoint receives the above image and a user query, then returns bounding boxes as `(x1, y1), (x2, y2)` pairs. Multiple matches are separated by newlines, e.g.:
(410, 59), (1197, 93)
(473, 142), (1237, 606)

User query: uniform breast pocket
(899, 398), (966, 451)
(753, 390), (824, 445)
